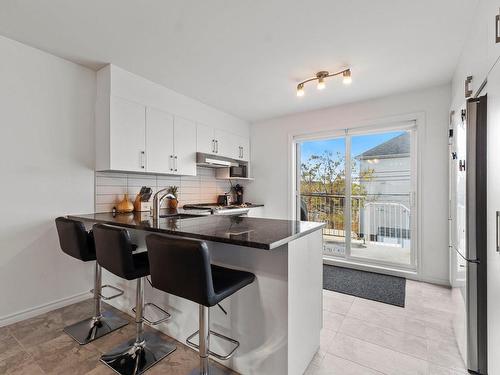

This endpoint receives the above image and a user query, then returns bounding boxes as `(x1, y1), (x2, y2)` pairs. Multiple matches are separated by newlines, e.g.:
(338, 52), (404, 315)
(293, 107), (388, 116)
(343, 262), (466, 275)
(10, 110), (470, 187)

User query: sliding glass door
(299, 136), (347, 258)
(296, 124), (417, 270)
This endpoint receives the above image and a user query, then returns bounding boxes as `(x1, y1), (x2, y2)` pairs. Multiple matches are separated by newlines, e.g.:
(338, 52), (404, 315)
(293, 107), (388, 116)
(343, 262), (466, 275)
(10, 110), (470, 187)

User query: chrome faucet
(152, 188), (176, 223)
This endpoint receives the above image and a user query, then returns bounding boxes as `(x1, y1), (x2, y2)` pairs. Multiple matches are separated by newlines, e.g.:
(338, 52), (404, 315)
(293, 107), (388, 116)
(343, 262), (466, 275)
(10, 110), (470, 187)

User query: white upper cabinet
(146, 108), (196, 176)
(487, 0), (500, 68)
(109, 96), (146, 172)
(214, 128), (232, 158)
(236, 135), (250, 162)
(96, 65), (250, 175)
(173, 117), (197, 176)
(196, 124), (250, 161)
(146, 107), (174, 174)
(98, 99), (197, 176)
(197, 123), (216, 155)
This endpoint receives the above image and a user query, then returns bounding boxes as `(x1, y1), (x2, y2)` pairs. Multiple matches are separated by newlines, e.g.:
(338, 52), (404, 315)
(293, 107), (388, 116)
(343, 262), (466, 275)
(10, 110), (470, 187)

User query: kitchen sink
(159, 213), (204, 220)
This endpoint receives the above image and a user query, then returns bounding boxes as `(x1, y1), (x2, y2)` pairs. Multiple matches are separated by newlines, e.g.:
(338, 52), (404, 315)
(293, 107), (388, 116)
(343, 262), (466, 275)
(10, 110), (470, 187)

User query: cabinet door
(487, 0), (500, 70)
(110, 96), (146, 172)
(174, 116), (197, 176)
(146, 107), (174, 174)
(197, 124), (215, 154)
(237, 135), (250, 161)
(214, 129), (237, 158)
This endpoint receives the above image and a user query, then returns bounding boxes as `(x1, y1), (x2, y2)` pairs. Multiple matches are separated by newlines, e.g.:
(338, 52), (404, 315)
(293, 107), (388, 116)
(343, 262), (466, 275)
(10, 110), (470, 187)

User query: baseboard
(418, 275), (450, 287)
(0, 291), (92, 327)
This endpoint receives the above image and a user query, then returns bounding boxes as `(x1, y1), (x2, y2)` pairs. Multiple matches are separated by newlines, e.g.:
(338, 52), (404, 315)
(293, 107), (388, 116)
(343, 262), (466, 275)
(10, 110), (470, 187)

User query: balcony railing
(300, 193), (411, 247)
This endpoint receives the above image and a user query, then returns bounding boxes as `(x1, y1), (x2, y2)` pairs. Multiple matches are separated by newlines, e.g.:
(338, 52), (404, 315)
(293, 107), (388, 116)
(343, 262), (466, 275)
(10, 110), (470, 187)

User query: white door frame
(288, 112), (425, 279)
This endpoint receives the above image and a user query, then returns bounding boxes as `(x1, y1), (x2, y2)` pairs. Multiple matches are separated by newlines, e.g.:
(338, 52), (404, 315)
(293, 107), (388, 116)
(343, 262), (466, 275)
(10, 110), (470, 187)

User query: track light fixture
(296, 68), (352, 97)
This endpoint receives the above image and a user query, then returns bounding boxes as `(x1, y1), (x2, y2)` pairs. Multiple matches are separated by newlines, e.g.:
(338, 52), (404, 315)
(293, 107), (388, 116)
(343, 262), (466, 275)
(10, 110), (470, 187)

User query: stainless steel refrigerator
(450, 95), (488, 374)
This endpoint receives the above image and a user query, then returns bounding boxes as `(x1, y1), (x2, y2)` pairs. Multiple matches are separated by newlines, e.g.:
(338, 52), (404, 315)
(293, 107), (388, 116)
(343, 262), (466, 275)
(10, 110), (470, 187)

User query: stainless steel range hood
(196, 152), (239, 168)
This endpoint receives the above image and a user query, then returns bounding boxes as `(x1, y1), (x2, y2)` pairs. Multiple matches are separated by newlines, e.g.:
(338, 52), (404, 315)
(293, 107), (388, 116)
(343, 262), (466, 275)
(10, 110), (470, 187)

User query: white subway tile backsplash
(127, 177), (157, 187)
(96, 185), (128, 195)
(96, 194), (121, 204)
(94, 167), (245, 212)
(96, 176), (127, 186)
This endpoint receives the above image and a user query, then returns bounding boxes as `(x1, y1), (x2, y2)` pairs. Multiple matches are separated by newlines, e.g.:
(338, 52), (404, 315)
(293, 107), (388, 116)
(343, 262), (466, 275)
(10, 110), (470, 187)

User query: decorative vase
(168, 198), (178, 209)
(117, 194), (134, 213)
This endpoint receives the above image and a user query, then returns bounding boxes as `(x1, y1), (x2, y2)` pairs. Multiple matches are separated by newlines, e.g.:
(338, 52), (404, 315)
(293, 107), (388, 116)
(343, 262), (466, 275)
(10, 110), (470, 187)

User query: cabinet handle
(497, 211), (500, 252)
(170, 155), (173, 171)
(496, 11), (500, 43)
(240, 146), (243, 158)
(140, 151), (145, 169)
(174, 155), (178, 172)
(215, 140), (219, 153)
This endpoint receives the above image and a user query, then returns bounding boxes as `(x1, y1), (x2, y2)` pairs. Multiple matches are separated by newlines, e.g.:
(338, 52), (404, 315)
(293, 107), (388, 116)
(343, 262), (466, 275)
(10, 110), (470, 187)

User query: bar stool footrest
(132, 302), (172, 325)
(90, 284), (124, 300)
(186, 330), (240, 360)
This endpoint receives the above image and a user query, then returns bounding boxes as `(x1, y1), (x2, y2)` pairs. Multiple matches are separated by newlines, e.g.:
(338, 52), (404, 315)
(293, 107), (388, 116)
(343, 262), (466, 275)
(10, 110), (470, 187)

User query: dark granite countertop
(67, 210), (324, 250)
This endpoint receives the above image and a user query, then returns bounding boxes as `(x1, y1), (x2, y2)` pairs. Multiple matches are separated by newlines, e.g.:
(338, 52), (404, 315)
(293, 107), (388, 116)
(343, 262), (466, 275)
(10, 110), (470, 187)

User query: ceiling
(0, 0), (476, 122)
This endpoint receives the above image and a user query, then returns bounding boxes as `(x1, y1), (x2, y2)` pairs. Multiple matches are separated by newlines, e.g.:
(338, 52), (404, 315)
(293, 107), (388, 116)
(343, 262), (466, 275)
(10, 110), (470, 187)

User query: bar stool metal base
(188, 362), (234, 375)
(186, 330), (239, 360)
(64, 310), (128, 345)
(100, 331), (176, 375)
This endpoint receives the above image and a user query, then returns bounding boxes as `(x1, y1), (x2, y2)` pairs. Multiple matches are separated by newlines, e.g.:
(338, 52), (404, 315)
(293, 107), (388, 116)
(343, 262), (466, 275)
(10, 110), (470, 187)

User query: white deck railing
(301, 193), (411, 247)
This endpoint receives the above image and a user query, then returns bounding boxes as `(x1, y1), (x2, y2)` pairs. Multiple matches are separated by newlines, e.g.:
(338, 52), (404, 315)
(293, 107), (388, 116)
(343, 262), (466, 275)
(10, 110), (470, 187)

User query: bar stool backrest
(146, 234), (216, 307)
(55, 217), (96, 262)
(93, 224), (138, 280)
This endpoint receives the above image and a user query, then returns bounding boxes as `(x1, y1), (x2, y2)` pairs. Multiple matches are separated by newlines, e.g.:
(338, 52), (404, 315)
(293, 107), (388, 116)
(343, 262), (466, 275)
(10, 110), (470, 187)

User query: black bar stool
(145, 234), (256, 375)
(93, 224), (176, 375)
(55, 217), (128, 345)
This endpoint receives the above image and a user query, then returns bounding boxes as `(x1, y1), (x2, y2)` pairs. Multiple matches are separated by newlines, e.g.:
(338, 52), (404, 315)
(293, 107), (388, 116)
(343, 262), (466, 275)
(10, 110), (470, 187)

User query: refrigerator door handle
(497, 211), (500, 252)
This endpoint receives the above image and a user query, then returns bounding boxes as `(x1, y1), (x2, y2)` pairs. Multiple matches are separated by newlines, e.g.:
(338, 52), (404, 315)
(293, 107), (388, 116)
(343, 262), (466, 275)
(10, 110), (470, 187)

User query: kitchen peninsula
(68, 212), (325, 375)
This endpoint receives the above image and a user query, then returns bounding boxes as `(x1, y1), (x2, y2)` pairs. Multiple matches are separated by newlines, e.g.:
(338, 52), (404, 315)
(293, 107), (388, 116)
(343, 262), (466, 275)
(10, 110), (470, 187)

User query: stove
(183, 203), (250, 216)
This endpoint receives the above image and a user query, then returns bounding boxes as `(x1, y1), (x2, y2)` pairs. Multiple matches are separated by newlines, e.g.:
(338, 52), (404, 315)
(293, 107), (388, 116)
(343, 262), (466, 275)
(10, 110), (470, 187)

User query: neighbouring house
(355, 132), (411, 247)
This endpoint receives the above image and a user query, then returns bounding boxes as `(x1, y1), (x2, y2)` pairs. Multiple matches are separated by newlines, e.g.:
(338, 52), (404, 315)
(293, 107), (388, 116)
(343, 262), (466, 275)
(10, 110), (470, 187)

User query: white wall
(248, 84), (451, 284)
(0, 36), (96, 324)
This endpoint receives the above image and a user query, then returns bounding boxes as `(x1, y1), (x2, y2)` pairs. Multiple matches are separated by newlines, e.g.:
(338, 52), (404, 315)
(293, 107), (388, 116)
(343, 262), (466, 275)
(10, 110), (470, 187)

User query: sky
(300, 130), (405, 162)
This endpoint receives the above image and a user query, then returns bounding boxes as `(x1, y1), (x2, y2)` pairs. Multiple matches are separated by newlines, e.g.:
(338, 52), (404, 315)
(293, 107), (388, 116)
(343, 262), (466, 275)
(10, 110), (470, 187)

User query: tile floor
(305, 279), (468, 375)
(0, 280), (466, 375)
(0, 300), (236, 375)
